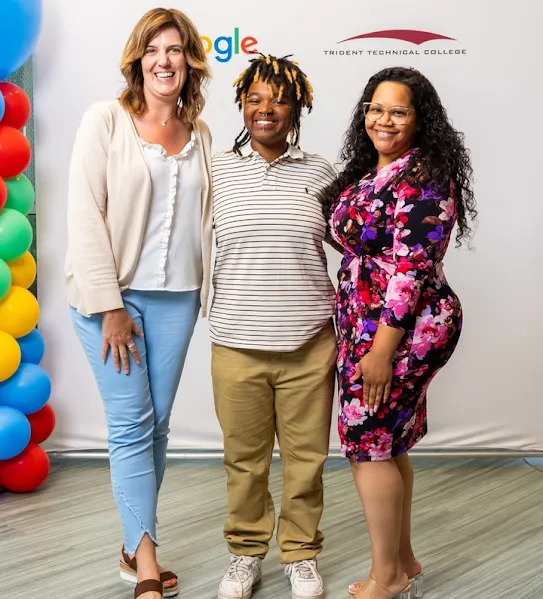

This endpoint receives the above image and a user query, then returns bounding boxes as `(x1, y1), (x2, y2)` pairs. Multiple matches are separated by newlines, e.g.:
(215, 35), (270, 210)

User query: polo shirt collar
(239, 142), (304, 161)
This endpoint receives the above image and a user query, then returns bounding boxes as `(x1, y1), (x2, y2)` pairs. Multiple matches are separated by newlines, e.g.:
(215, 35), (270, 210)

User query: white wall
(34, 0), (543, 451)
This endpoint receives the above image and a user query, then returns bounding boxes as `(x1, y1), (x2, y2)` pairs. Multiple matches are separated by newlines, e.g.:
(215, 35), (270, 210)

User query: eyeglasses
(362, 102), (414, 125)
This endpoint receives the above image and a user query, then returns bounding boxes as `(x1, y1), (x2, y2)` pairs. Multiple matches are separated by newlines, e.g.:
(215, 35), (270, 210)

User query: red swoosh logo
(338, 30), (456, 46)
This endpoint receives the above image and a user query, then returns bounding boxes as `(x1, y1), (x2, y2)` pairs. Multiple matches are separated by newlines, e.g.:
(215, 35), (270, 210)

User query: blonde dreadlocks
(232, 53), (314, 154)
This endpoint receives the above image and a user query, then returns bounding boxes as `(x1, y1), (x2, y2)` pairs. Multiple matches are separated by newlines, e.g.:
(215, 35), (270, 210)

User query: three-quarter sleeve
(379, 179), (455, 331)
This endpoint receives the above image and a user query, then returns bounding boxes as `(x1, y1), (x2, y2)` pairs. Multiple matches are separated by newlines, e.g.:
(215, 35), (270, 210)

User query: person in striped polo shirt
(210, 54), (337, 599)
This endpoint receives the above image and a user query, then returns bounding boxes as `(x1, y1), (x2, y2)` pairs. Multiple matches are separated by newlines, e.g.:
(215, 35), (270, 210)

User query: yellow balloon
(0, 330), (21, 382)
(0, 286), (40, 338)
(8, 251), (36, 289)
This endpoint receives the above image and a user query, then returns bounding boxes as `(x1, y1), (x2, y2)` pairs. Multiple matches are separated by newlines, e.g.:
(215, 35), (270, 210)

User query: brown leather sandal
(120, 546), (179, 597)
(134, 579), (163, 598)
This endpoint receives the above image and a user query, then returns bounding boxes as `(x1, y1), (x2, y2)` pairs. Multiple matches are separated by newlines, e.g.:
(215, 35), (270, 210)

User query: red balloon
(27, 403), (56, 444)
(0, 442), (50, 493)
(0, 177), (6, 210)
(0, 125), (31, 179)
(0, 83), (31, 130)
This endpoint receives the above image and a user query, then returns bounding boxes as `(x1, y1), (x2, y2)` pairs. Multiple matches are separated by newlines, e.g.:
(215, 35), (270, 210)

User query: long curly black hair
(323, 67), (476, 246)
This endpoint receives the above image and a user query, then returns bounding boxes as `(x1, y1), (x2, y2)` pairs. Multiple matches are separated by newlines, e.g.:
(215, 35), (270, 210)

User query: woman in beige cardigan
(65, 9), (212, 599)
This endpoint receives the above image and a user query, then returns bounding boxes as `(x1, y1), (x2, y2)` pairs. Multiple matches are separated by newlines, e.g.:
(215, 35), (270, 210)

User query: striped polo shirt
(209, 142), (337, 352)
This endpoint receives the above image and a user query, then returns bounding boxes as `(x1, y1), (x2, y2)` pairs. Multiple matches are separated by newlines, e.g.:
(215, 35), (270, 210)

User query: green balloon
(0, 258), (11, 301)
(0, 208), (33, 262)
(5, 175), (35, 216)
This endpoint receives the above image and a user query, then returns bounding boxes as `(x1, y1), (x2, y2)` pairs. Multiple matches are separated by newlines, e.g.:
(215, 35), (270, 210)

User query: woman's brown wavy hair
(119, 8), (210, 123)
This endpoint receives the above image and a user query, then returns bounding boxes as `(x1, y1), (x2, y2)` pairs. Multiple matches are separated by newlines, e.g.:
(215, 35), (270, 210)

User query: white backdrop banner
(34, 0), (543, 451)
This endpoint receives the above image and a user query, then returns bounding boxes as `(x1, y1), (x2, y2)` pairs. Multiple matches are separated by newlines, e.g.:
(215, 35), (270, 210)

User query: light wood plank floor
(1, 457), (542, 598)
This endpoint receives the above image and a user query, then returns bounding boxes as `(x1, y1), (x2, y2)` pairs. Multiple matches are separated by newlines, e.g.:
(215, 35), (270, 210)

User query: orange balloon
(8, 251), (36, 289)
(0, 329), (21, 382)
(0, 285), (39, 338)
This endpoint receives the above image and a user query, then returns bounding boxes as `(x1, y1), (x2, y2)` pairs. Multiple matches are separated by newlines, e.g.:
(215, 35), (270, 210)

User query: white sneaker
(218, 555), (262, 599)
(285, 558), (324, 599)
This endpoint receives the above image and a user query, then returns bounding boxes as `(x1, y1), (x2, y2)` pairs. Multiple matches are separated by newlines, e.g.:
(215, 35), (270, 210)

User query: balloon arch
(0, 0), (54, 493)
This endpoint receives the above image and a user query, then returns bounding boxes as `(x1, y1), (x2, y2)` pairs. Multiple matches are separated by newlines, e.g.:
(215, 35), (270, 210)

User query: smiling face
(243, 80), (293, 150)
(140, 27), (187, 103)
(365, 81), (418, 166)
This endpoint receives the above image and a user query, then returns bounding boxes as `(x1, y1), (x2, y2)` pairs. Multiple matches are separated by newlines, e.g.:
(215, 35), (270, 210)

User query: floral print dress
(329, 149), (462, 461)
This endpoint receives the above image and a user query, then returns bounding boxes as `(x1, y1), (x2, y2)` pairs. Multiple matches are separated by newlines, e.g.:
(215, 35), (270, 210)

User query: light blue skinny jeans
(71, 289), (200, 553)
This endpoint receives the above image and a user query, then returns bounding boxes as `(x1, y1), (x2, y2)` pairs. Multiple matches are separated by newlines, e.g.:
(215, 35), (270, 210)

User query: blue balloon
(0, 405), (30, 460)
(17, 328), (45, 364)
(0, 363), (51, 415)
(0, 91), (4, 121)
(0, 0), (43, 80)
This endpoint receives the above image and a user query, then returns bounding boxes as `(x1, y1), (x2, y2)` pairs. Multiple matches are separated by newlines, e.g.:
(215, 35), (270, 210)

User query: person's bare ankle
(137, 592), (161, 599)
(136, 562), (160, 583)
(370, 565), (407, 591)
(400, 556), (422, 578)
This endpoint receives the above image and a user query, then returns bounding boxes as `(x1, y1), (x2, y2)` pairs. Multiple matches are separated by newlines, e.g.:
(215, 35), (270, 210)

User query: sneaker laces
(225, 556), (257, 583)
(289, 559), (319, 581)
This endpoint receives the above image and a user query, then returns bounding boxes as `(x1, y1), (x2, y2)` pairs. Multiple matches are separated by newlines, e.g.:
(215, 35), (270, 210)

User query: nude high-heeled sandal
(349, 576), (411, 599)
(350, 571), (423, 597)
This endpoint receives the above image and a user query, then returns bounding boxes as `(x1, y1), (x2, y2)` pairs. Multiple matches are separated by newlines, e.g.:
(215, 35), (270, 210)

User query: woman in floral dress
(324, 67), (476, 599)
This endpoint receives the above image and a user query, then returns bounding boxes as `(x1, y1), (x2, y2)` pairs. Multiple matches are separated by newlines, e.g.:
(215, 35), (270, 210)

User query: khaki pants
(211, 321), (337, 563)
